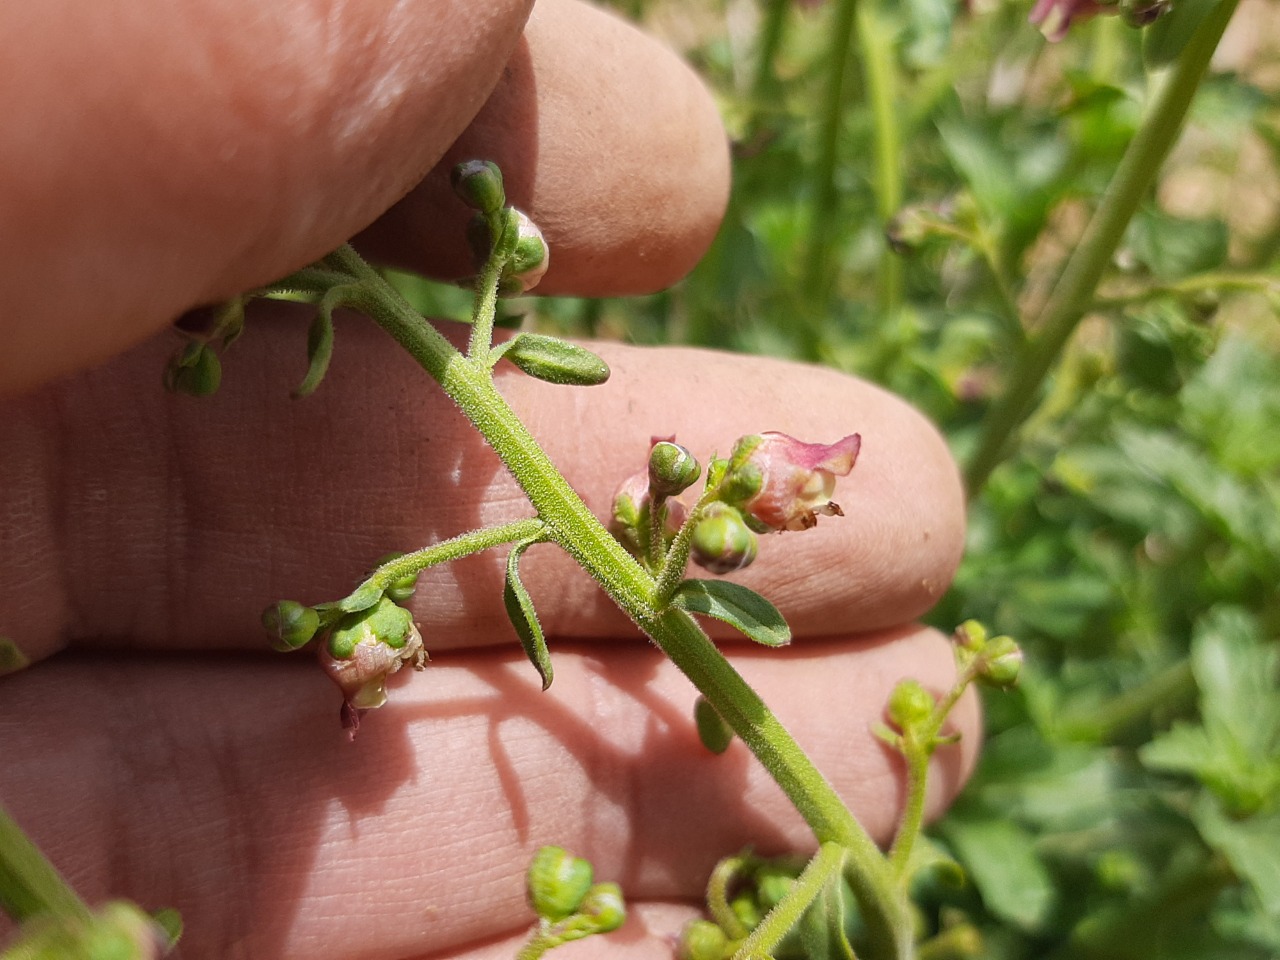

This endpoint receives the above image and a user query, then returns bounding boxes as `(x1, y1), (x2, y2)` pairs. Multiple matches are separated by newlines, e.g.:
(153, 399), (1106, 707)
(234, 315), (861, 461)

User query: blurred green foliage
(572, 0), (1280, 956)
(394, 0), (1280, 954)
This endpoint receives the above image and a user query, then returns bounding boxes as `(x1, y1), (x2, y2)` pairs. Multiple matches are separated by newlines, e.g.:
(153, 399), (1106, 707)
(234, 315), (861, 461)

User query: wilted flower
(1028, 0), (1110, 40)
(729, 432), (861, 532)
(319, 597), (426, 736)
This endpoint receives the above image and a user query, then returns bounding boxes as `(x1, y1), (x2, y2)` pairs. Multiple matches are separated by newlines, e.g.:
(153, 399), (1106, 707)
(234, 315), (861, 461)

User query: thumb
(0, 0), (532, 394)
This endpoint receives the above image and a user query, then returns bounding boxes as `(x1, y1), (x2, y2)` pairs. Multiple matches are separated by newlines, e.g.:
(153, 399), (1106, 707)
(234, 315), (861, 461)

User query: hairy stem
(734, 842), (848, 959)
(324, 244), (912, 959)
(964, 0), (1241, 498)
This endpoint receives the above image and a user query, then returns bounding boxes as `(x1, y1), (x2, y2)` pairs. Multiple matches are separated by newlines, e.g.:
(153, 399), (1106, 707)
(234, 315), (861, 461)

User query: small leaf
(694, 696), (734, 754)
(502, 334), (610, 386)
(294, 285), (349, 397)
(337, 580), (384, 614)
(505, 537), (553, 689)
(672, 579), (791, 647)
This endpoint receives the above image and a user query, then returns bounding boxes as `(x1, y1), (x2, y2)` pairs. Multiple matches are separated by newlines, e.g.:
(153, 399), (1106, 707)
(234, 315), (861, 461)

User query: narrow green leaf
(505, 538), (553, 689)
(502, 334), (610, 386)
(294, 285), (347, 397)
(672, 579), (791, 647)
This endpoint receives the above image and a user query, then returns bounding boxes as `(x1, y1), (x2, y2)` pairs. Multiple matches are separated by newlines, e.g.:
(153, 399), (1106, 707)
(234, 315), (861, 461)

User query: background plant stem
(963, 0), (1242, 498)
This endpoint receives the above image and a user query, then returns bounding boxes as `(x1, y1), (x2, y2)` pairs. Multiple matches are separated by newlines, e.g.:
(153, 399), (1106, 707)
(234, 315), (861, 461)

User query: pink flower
(736, 432), (861, 532)
(1028, 0), (1109, 40)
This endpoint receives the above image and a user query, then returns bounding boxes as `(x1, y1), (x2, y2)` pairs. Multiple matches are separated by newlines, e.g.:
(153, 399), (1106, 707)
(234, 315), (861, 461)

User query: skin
(0, 1), (976, 958)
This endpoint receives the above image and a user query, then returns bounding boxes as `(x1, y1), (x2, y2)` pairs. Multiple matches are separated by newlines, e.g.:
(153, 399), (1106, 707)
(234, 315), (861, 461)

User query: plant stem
(0, 805), (91, 925)
(857, 3), (904, 317)
(734, 842), (847, 959)
(963, 0), (1241, 498)
(467, 247), (505, 363)
(325, 244), (912, 959)
(750, 0), (791, 118)
(364, 519), (545, 590)
(801, 0), (860, 349)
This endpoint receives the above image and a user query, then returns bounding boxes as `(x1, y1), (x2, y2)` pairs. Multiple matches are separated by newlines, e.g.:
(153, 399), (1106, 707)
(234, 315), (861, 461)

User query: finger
(353, 0), (730, 298)
(0, 310), (964, 665)
(0, 0), (727, 396)
(0, 625), (980, 960)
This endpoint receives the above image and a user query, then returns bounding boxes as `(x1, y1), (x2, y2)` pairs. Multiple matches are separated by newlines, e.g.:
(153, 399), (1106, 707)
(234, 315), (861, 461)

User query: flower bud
(163, 342), (222, 397)
(575, 882), (626, 933)
(724, 432), (861, 533)
(609, 469), (686, 562)
(0, 636), (29, 676)
(527, 846), (594, 922)
(498, 210), (550, 295)
(649, 442), (701, 498)
(678, 919), (728, 960)
(450, 160), (506, 214)
(261, 600), (320, 651)
(690, 503), (759, 574)
(887, 679), (937, 732)
(319, 597), (425, 713)
(977, 635), (1023, 687)
(953, 619), (989, 653)
(373, 553), (420, 603)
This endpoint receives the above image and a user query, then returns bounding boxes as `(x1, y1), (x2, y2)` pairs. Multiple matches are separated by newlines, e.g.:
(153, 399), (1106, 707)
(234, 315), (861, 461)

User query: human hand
(0, 1), (975, 958)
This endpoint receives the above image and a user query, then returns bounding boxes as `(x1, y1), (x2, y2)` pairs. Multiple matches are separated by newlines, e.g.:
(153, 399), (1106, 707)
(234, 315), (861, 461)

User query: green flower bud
(261, 600), (320, 651)
(978, 635), (1023, 687)
(0, 636), (30, 676)
(450, 160), (506, 214)
(575, 882), (626, 933)
(690, 503), (758, 575)
(678, 919), (729, 960)
(163, 342), (221, 397)
(527, 846), (594, 922)
(953, 619), (988, 652)
(887, 679), (936, 732)
(648, 441), (701, 498)
(498, 210), (550, 295)
(374, 553), (420, 603)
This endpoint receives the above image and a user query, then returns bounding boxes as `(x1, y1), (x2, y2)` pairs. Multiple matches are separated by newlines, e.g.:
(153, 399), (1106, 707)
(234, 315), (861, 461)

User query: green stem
(324, 244), (912, 959)
(887, 741), (929, 877)
(750, 0), (791, 117)
(467, 248), (505, 363)
(801, 0), (860, 345)
(364, 519), (545, 591)
(0, 805), (91, 925)
(857, 3), (904, 316)
(963, 0), (1241, 498)
(1092, 269), (1280, 308)
(734, 842), (848, 959)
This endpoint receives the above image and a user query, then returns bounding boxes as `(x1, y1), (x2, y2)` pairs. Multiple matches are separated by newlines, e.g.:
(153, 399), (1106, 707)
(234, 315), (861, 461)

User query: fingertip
(354, 0), (731, 295)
